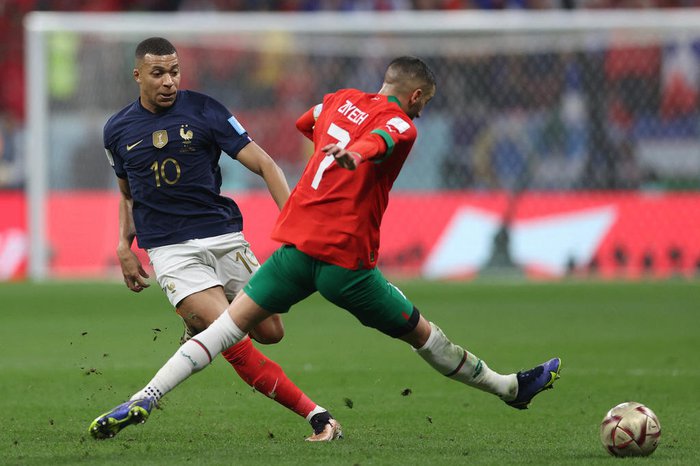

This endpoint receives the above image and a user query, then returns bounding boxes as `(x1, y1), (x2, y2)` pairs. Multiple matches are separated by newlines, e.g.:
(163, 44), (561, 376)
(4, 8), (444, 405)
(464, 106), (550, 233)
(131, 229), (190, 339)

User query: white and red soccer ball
(600, 401), (661, 457)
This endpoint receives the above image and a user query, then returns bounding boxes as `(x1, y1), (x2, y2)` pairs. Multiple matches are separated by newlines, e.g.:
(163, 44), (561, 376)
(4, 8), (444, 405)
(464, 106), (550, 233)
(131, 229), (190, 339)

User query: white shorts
(147, 232), (261, 308)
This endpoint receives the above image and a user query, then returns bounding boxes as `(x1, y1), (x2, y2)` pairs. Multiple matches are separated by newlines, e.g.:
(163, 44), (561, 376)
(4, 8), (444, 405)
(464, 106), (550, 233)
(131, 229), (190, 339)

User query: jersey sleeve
(345, 133), (386, 160)
(205, 97), (252, 159)
(296, 104), (320, 140)
(103, 122), (126, 179)
(347, 112), (416, 163)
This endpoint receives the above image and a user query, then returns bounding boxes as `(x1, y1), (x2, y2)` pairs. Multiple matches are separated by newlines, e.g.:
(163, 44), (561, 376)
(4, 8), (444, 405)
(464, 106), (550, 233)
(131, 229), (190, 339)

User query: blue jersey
(104, 90), (252, 249)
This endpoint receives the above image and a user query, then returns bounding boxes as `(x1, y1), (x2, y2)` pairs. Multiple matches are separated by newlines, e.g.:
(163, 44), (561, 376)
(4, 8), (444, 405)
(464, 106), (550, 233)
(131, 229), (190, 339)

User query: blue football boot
(88, 397), (157, 439)
(506, 357), (561, 410)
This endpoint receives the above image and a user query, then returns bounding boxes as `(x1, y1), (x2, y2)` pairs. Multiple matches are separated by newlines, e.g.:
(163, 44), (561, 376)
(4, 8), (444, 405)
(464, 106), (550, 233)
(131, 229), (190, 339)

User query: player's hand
(323, 144), (363, 170)
(117, 248), (150, 292)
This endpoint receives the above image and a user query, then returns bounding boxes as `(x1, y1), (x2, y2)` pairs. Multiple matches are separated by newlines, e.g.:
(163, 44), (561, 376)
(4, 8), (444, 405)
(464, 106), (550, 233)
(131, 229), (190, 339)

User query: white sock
(415, 322), (517, 401)
(131, 310), (247, 401)
(305, 405), (327, 422)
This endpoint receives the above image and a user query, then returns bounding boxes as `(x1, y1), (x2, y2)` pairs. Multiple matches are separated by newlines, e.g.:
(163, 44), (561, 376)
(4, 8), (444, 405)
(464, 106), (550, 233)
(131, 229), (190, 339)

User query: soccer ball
(599, 401), (661, 457)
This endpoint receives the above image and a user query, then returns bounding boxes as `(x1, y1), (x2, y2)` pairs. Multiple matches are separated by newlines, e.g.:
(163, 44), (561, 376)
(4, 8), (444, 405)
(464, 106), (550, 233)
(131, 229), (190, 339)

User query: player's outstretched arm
(116, 177), (150, 292)
(236, 142), (291, 210)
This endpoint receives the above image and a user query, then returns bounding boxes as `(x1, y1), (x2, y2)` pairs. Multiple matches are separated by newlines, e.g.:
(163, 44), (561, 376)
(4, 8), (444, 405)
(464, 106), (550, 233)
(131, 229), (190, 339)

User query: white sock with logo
(131, 310), (246, 401)
(414, 322), (517, 401)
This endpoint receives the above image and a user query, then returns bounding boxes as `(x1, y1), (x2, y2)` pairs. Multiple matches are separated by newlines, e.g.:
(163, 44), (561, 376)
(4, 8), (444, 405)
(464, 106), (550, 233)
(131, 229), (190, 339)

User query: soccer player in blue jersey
(88, 37), (341, 441)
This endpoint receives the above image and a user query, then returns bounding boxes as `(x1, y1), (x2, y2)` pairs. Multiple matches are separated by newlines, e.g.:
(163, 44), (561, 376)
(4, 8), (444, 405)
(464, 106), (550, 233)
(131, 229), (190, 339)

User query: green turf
(0, 280), (698, 465)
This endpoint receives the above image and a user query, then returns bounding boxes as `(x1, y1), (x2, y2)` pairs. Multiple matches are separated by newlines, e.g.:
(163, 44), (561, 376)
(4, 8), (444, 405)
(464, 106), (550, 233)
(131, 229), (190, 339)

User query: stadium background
(1, 1), (700, 282)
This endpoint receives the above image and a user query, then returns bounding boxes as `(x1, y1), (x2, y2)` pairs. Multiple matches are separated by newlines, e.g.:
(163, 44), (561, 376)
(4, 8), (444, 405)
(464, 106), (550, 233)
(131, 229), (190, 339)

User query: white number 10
(311, 123), (351, 190)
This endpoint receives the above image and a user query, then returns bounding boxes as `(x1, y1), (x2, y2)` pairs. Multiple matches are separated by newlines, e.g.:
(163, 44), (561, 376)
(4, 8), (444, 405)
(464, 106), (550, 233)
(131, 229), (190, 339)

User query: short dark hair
(386, 56), (436, 90)
(135, 37), (177, 59)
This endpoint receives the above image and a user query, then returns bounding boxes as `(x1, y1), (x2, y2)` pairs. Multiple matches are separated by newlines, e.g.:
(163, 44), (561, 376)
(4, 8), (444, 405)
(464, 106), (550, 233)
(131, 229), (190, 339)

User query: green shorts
(244, 245), (419, 338)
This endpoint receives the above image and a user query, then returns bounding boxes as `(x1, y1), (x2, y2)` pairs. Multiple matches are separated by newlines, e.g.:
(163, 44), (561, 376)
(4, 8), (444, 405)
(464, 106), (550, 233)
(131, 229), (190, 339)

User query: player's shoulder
(383, 113), (416, 138)
(104, 99), (140, 141)
(325, 88), (364, 103)
(182, 89), (223, 106)
(324, 88), (386, 112)
(373, 106), (416, 145)
(182, 89), (232, 117)
(337, 88), (364, 97)
(105, 99), (137, 127)
(374, 98), (415, 131)
(180, 89), (211, 104)
(358, 92), (409, 121)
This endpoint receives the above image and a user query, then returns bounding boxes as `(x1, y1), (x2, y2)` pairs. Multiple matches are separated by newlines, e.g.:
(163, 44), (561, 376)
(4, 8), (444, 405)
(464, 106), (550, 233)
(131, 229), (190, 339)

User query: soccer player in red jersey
(88, 37), (340, 442)
(92, 57), (561, 437)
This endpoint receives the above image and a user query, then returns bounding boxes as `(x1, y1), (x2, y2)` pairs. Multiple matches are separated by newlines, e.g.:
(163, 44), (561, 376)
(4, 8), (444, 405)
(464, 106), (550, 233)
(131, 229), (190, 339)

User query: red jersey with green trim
(271, 88), (417, 269)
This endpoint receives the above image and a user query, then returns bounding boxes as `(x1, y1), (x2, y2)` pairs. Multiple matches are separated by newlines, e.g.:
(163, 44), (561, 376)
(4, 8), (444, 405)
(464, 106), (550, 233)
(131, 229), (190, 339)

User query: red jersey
(271, 88), (417, 270)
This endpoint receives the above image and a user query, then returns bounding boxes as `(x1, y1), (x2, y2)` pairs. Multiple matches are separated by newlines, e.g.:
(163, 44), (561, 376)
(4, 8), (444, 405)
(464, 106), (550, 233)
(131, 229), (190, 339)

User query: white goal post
(24, 10), (700, 280)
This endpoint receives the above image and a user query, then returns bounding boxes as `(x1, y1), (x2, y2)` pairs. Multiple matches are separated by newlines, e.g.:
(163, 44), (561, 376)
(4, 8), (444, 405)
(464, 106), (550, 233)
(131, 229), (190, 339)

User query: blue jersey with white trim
(104, 90), (252, 248)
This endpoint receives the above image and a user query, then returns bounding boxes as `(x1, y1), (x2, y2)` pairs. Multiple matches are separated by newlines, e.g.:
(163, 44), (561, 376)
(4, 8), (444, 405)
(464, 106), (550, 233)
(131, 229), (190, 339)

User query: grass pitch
(1, 280), (698, 465)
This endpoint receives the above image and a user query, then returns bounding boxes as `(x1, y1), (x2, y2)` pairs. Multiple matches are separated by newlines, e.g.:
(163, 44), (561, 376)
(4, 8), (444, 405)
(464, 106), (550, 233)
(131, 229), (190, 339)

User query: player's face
(406, 85), (435, 120)
(134, 53), (181, 113)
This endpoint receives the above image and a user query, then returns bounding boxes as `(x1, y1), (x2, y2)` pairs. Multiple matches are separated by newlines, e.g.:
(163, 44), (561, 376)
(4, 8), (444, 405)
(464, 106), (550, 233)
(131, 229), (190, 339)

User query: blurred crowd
(3, 0), (700, 191)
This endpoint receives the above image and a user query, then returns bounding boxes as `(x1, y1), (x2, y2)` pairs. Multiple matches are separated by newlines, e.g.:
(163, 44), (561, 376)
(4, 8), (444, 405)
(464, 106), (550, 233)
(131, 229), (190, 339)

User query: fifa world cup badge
(153, 130), (168, 148)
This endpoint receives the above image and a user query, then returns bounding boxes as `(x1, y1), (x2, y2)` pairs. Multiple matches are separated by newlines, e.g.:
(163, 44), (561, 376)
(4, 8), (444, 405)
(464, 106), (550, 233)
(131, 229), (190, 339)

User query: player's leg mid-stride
(505, 357), (562, 410)
(89, 397), (158, 439)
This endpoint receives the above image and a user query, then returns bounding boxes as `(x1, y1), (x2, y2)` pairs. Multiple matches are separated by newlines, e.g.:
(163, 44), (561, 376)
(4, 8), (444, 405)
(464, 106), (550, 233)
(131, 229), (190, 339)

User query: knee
(397, 310), (430, 348)
(249, 314), (285, 345)
(250, 331), (284, 345)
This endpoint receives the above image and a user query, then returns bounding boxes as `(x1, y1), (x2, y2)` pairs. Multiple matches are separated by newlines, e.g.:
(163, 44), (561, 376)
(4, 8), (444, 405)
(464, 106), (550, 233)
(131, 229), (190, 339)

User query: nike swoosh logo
(126, 139), (144, 151)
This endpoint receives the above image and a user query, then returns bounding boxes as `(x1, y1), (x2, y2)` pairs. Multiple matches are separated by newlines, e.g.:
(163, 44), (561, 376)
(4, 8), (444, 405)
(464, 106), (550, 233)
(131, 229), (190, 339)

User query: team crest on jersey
(179, 124), (196, 152)
(152, 130), (168, 148)
(180, 124), (193, 142)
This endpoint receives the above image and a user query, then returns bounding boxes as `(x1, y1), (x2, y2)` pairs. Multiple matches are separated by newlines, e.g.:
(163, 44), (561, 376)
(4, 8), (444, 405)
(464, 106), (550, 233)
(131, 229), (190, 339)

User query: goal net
(23, 10), (700, 280)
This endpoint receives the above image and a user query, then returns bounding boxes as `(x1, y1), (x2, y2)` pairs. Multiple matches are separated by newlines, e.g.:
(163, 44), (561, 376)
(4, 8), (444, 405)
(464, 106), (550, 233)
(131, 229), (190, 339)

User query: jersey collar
(136, 91), (181, 115)
(387, 95), (401, 106)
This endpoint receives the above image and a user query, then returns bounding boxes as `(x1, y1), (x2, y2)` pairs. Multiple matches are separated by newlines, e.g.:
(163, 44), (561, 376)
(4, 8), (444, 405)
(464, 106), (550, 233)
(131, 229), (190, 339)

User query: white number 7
(311, 123), (351, 190)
